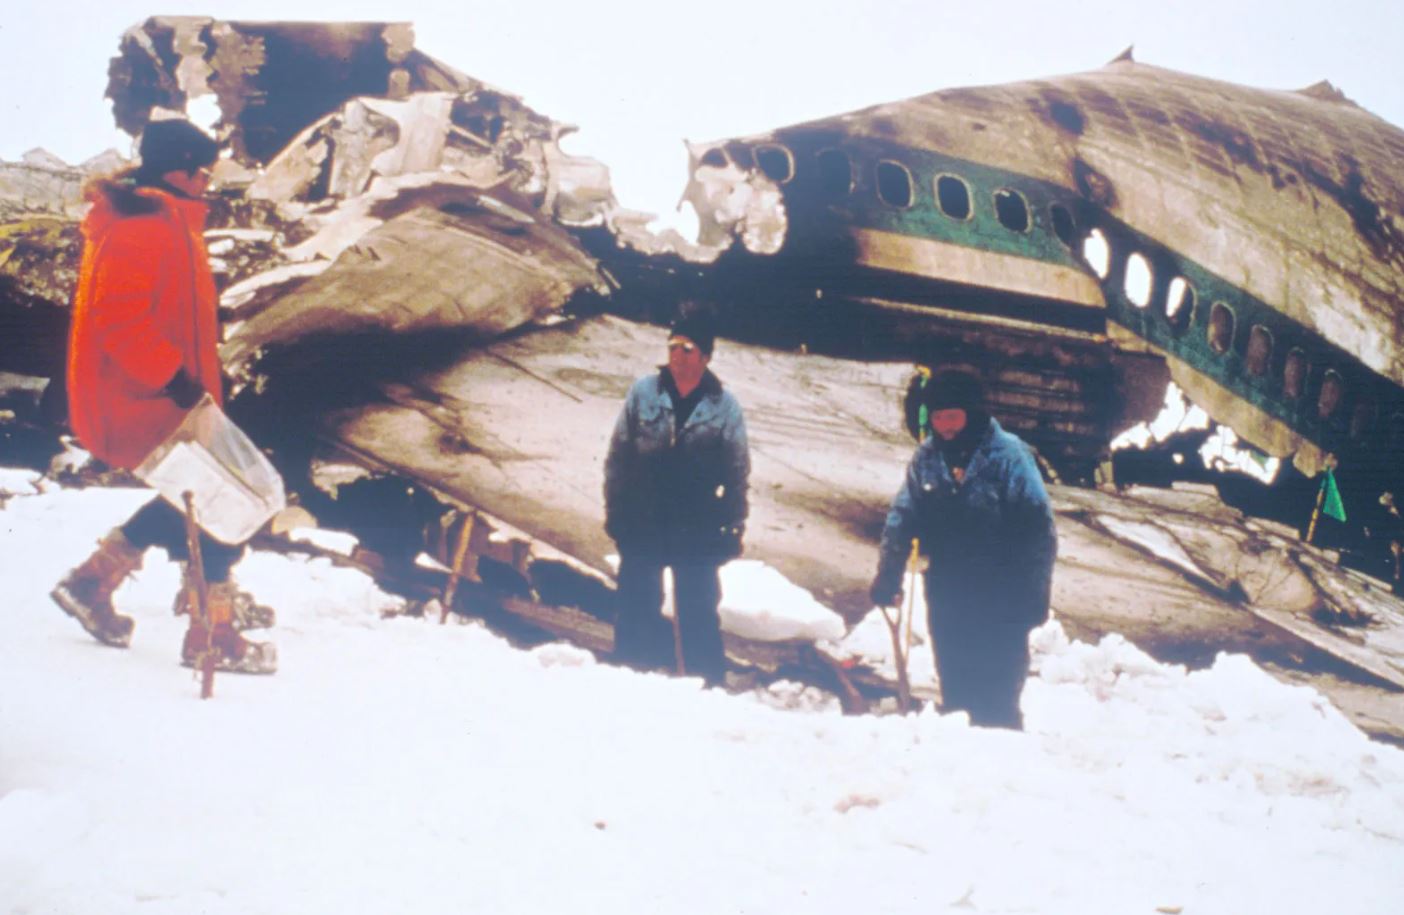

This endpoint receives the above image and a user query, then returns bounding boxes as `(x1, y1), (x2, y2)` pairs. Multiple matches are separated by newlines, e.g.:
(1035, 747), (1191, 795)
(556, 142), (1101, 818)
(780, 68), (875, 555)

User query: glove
(869, 580), (903, 608)
(163, 367), (206, 410)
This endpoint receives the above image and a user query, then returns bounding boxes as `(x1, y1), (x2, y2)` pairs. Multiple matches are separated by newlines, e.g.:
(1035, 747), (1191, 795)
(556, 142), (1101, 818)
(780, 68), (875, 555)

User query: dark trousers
(121, 498), (244, 584)
(614, 552), (726, 685)
(928, 598), (1033, 730)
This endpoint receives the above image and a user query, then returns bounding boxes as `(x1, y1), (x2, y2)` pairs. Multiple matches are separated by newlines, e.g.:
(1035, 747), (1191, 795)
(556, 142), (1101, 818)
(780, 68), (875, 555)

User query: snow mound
(717, 560), (846, 642)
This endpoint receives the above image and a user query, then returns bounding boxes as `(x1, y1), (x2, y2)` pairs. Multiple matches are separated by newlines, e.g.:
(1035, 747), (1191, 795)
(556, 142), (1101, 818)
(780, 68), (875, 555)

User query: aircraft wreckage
(670, 50), (1404, 509)
(1, 18), (1403, 740)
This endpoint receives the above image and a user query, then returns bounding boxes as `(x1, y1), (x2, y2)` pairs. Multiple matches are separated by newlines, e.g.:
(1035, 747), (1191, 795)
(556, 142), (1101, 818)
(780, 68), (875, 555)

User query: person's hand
(163, 367), (206, 409)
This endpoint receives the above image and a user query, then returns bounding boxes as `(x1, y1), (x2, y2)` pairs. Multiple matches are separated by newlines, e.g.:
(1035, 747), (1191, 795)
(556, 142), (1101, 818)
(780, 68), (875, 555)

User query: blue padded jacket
(604, 368), (750, 560)
(873, 418), (1056, 628)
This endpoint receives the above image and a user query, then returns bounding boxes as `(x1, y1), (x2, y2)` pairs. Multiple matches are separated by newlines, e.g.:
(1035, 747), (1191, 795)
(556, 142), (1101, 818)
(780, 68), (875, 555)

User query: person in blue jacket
(604, 310), (750, 685)
(870, 368), (1057, 728)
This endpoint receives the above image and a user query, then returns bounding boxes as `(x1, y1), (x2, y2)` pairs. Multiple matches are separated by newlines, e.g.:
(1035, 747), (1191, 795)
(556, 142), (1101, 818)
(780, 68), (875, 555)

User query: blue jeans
(614, 552), (725, 685)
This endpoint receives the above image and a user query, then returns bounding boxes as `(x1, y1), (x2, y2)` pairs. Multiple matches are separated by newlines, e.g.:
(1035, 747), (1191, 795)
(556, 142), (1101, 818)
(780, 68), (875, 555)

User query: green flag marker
(1322, 468), (1347, 522)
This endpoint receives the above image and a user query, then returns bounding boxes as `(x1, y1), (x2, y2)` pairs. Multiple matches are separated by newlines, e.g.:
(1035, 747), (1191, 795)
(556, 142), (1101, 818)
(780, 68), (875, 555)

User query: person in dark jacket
(870, 369), (1056, 728)
(50, 119), (276, 674)
(603, 311), (750, 685)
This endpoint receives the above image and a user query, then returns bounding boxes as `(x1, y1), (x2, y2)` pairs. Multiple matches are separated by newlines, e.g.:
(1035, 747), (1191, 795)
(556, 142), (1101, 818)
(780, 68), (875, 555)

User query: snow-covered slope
(2, 472), (1402, 915)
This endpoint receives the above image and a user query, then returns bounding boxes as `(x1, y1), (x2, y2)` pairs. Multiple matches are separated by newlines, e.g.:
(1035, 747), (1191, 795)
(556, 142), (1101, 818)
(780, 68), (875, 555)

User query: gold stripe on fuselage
(850, 227), (1105, 309)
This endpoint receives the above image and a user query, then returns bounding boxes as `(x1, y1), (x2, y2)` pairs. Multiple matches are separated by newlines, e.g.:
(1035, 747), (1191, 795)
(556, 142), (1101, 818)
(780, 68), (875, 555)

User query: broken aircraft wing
(307, 314), (1404, 737)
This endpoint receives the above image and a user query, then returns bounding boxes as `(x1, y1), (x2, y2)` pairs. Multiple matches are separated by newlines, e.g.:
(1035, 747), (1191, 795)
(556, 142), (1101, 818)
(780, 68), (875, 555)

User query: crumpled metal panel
(3, 18), (618, 399)
(221, 182), (609, 370)
(106, 17), (474, 163)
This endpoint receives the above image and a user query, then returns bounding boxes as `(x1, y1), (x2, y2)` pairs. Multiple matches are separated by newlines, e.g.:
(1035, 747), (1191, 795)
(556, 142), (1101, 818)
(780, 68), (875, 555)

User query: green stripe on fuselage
(769, 131), (1401, 455)
(778, 134), (1085, 272)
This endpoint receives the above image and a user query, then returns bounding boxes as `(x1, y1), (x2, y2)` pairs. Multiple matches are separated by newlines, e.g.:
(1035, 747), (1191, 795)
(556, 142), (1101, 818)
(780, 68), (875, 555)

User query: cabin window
(699, 148), (728, 169)
(815, 149), (853, 196)
(1283, 348), (1308, 400)
(1050, 203), (1077, 247)
(1083, 228), (1110, 279)
(1165, 276), (1195, 334)
(1207, 302), (1235, 354)
(1350, 399), (1377, 439)
(1245, 325), (1273, 377)
(935, 174), (973, 220)
(1318, 370), (1345, 419)
(756, 144), (794, 183)
(876, 160), (915, 208)
(1124, 252), (1153, 308)
(993, 188), (1031, 232)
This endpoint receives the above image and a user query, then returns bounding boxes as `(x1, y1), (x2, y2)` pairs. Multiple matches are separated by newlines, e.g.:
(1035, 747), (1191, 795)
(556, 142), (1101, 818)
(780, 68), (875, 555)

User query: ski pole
(898, 365), (931, 698)
(182, 491), (216, 699)
(440, 510), (476, 623)
(670, 575), (687, 676)
(877, 599), (912, 713)
(902, 537), (919, 676)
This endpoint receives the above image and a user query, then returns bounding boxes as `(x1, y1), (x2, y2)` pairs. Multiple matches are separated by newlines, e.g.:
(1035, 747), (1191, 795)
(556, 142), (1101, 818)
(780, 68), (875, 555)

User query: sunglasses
(668, 340), (697, 354)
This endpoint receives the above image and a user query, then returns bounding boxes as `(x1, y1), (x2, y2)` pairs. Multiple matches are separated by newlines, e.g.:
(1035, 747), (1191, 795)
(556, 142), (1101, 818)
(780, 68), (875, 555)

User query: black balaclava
(922, 369), (990, 470)
(133, 119), (219, 195)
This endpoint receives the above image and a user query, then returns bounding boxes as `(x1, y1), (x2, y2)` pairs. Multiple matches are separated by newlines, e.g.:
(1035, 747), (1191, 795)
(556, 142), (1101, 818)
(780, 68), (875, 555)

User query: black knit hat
(922, 368), (986, 414)
(135, 119), (219, 184)
(669, 310), (716, 356)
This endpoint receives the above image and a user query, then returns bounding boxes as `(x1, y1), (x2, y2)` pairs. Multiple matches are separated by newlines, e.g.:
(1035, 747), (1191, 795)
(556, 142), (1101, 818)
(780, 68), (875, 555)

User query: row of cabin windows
(873, 160), (1064, 240)
(1098, 236), (1394, 439)
(735, 142), (1403, 447)
(742, 144), (1081, 247)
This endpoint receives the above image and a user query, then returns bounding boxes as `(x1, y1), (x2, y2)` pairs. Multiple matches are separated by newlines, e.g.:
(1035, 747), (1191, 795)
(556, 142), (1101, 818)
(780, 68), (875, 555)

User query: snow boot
(181, 622), (278, 675)
(50, 530), (143, 647)
(170, 569), (276, 631)
(180, 581), (278, 675)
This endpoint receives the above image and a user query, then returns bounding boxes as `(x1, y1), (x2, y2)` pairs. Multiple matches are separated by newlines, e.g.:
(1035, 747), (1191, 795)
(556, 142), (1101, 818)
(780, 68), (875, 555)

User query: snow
(1095, 515), (1211, 581)
(827, 588), (938, 693)
(719, 560), (846, 643)
(609, 556), (848, 643)
(4, 475), (1404, 915)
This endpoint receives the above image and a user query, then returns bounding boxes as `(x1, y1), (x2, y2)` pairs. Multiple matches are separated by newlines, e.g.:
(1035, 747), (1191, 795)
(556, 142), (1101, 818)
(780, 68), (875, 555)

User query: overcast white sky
(2, 1), (1401, 215)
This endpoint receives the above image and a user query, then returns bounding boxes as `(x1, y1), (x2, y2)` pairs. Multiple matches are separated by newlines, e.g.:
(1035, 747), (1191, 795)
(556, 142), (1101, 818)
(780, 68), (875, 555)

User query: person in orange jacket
(50, 119), (275, 674)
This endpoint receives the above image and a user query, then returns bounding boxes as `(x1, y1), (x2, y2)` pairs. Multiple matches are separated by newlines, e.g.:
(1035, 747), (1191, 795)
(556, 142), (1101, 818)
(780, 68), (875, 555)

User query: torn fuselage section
(95, 18), (619, 377)
(672, 61), (1404, 516)
(664, 129), (1138, 483)
(5, 17), (618, 466)
(106, 17), (618, 224)
(679, 140), (788, 256)
(107, 18), (450, 164)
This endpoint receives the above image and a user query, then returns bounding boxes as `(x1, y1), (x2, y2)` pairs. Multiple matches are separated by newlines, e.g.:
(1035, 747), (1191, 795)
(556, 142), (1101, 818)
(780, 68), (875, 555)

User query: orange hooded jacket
(67, 180), (222, 470)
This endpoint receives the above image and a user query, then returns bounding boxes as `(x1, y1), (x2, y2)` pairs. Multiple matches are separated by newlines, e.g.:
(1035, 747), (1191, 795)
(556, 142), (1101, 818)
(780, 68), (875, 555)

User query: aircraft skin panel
(770, 132), (1093, 277)
(849, 226), (1103, 307)
(712, 60), (1404, 386)
(1093, 206), (1403, 467)
(689, 57), (1404, 472)
(1069, 141), (1400, 384)
(1167, 357), (1326, 472)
